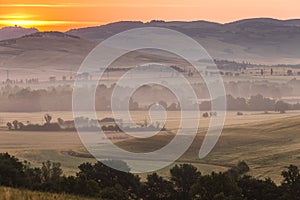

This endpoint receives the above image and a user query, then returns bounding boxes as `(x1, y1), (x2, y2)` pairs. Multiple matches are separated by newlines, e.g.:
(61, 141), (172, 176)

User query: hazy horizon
(2, 17), (300, 32)
(1, 0), (300, 31)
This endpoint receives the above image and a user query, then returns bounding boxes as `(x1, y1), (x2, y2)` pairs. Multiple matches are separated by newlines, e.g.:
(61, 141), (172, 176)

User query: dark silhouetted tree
(191, 172), (244, 200)
(238, 176), (279, 200)
(170, 164), (201, 199)
(44, 114), (52, 124)
(101, 184), (129, 200)
(281, 165), (300, 199)
(12, 120), (19, 130)
(142, 173), (174, 200)
(7, 122), (12, 130)
(275, 101), (289, 114)
(0, 153), (25, 187)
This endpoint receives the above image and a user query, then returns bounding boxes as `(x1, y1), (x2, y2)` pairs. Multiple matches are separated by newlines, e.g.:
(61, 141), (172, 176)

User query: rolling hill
(116, 114), (300, 183)
(67, 18), (300, 64)
(1, 18), (300, 76)
(0, 26), (38, 41)
(0, 32), (95, 78)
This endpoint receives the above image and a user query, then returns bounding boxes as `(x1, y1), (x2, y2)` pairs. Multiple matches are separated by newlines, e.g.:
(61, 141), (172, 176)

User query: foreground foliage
(0, 153), (299, 199)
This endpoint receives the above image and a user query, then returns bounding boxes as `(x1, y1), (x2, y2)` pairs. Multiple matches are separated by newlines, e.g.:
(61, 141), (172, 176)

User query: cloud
(0, 19), (100, 27)
(0, 3), (198, 8)
(0, 14), (38, 19)
(0, 3), (80, 8)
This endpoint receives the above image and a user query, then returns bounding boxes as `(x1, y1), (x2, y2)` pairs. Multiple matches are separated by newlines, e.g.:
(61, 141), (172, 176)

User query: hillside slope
(67, 18), (300, 64)
(0, 26), (38, 41)
(0, 32), (95, 77)
(117, 114), (300, 183)
(1, 18), (300, 77)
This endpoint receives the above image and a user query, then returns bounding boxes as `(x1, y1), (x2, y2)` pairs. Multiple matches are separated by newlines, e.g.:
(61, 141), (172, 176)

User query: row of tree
(7, 114), (165, 132)
(223, 94), (298, 113)
(1, 80), (300, 112)
(0, 153), (299, 200)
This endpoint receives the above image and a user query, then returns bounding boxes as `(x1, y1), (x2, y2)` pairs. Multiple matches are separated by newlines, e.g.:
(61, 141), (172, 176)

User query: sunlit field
(0, 111), (299, 182)
(2, 110), (300, 128)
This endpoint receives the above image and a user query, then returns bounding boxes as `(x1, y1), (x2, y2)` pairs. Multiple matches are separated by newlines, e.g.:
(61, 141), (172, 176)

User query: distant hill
(0, 26), (38, 41)
(1, 18), (300, 76)
(0, 31), (95, 76)
(67, 18), (300, 64)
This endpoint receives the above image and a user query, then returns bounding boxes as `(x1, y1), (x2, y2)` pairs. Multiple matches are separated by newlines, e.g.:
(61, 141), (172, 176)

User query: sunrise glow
(0, 0), (299, 31)
(0, 19), (66, 28)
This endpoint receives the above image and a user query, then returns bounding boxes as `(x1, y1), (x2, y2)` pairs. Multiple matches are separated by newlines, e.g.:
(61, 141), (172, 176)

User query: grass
(0, 187), (95, 200)
(0, 130), (95, 175)
(13, 149), (96, 175)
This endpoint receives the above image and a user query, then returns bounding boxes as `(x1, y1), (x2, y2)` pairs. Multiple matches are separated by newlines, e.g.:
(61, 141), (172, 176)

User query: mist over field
(1, 18), (300, 75)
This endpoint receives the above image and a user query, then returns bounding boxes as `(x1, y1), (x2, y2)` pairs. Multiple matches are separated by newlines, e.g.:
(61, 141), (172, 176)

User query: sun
(0, 19), (73, 30)
(0, 13), (71, 30)
(4, 20), (38, 27)
(0, 14), (38, 28)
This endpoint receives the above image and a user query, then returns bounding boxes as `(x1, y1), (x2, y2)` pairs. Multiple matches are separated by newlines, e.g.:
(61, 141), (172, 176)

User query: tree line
(1, 85), (300, 113)
(6, 115), (165, 132)
(0, 153), (299, 200)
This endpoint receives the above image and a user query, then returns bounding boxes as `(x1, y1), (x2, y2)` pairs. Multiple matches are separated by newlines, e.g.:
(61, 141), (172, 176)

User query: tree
(203, 112), (209, 118)
(168, 103), (179, 111)
(191, 172), (244, 200)
(280, 165), (300, 199)
(0, 153), (26, 187)
(12, 120), (19, 130)
(287, 70), (293, 76)
(248, 94), (275, 111)
(275, 101), (289, 114)
(24, 166), (42, 190)
(7, 122), (12, 130)
(18, 122), (25, 130)
(40, 161), (63, 192)
(142, 173), (174, 200)
(158, 100), (168, 109)
(238, 176), (279, 200)
(77, 161), (141, 198)
(261, 69), (264, 76)
(44, 114), (52, 124)
(170, 164), (201, 199)
(57, 118), (64, 126)
(226, 161), (250, 179)
(65, 174), (100, 197)
(101, 184), (129, 200)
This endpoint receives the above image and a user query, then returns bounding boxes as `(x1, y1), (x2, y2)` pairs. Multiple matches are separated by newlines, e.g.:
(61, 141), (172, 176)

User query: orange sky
(0, 0), (299, 31)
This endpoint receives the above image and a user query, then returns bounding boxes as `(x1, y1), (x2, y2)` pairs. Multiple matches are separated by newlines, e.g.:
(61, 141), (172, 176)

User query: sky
(0, 0), (299, 31)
